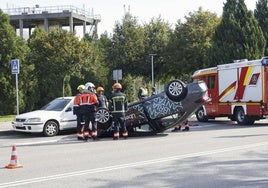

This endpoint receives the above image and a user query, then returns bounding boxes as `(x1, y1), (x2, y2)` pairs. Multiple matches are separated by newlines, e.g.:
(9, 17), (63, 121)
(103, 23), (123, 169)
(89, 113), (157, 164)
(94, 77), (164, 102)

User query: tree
(104, 13), (147, 101)
(143, 17), (173, 84)
(210, 0), (265, 66)
(164, 7), (220, 80)
(82, 33), (109, 93)
(0, 9), (33, 114)
(108, 13), (145, 77)
(255, 0), (268, 55)
(28, 28), (95, 107)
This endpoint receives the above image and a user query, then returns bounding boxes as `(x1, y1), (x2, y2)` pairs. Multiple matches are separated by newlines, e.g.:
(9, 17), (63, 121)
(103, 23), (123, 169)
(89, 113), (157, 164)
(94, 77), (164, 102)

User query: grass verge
(0, 115), (15, 122)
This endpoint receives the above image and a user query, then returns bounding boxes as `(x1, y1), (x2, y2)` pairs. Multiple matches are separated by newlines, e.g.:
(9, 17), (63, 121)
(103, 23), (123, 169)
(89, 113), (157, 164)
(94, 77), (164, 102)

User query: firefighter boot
(122, 131), (128, 139)
(77, 132), (84, 140)
(171, 125), (181, 132)
(113, 132), (119, 140)
(182, 120), (190, 131)
(91, 131), (99, 141)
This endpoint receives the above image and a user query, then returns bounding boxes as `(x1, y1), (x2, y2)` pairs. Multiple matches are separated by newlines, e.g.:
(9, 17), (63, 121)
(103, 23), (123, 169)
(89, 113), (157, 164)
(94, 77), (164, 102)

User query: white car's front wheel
(43, 120), (59, 137)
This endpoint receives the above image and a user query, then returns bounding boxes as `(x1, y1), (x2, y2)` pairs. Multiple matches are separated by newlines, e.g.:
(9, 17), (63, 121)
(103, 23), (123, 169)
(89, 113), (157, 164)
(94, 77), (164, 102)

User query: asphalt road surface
(0, 119), (268, 188)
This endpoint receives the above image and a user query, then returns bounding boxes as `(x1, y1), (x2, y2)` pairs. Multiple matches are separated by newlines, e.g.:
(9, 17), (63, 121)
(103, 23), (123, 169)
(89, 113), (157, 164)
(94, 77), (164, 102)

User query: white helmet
(85, 82), (95, 91)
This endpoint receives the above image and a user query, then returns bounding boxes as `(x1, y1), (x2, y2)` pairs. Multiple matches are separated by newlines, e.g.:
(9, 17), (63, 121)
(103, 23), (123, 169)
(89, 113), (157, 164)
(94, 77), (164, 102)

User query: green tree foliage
(108, 13), (145, 77)
(0, 10), (33, 115)
(255, 0), (268, 55)
(164, 7), (220, 80)
(82, 33), (109, 90)
(210, 0), (265, 66)
(28, 28), (94, 107)
(143, 17), (172, 84)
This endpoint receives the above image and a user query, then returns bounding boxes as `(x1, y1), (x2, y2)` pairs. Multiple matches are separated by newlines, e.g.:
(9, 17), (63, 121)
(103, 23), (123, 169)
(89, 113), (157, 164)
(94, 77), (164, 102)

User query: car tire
(96, 107), (111, 126)
(195, 107), (208, 122)
(166, 79), (187, 102)
(43, 120), (59, 137)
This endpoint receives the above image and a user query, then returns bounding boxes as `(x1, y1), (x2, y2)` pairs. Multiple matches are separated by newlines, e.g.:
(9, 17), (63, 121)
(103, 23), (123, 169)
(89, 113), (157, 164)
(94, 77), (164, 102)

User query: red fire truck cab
(192, 57), (268, 125)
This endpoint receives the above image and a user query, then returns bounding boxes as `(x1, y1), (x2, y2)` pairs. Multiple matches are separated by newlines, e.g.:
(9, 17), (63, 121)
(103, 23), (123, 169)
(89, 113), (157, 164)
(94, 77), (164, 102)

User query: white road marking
(1, 141), (268, 187)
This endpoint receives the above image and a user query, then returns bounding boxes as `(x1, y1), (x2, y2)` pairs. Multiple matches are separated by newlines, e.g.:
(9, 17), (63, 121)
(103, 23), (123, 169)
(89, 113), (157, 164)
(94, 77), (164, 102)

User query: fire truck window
(208, 75), (215, 89)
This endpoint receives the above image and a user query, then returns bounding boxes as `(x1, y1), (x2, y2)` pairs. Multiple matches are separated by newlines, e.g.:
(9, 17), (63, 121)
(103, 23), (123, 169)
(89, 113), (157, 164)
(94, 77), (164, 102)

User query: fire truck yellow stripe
(243, 66), (253, 85)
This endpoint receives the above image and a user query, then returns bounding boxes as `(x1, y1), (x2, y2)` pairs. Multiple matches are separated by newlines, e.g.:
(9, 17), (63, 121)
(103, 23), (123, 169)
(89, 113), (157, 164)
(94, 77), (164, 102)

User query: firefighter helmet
(97, 87), (104, 92)
(85, 82), (95, 91)
(77, 84), (85, 91)
(113, 83), (122, 89)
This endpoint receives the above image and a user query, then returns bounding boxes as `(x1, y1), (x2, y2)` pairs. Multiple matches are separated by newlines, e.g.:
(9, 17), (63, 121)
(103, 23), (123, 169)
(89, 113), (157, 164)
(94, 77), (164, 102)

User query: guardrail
(2, 5), (101, 20)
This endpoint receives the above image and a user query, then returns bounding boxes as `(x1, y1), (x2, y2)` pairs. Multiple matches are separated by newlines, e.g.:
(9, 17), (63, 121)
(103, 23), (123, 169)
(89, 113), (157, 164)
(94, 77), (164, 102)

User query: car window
(40, 98), (72, 111)
(159, 113), (179, 129)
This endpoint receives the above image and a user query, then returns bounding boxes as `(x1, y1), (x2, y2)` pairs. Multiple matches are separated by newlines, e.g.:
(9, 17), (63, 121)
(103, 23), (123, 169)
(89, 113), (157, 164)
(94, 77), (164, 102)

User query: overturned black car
(96, 79), (209, 136)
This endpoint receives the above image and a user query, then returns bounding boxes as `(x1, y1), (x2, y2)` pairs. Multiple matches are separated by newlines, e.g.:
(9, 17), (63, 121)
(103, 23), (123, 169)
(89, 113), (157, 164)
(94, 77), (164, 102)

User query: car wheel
(166, 79), (187, 102)
(43, 120), (59, 137)
(235, 107), (250, 125)
(195, 107), (208, 122)
(96, 108), (111, 126)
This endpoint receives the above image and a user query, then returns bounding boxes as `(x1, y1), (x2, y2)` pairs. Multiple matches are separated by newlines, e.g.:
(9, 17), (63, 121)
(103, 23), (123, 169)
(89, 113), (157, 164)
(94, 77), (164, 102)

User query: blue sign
(11, 59), (19, 74)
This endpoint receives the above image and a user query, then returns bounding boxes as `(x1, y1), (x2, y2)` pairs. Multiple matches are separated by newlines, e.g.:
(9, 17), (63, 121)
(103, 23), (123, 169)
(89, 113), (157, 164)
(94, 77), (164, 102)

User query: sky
(0, 0), (258, 35)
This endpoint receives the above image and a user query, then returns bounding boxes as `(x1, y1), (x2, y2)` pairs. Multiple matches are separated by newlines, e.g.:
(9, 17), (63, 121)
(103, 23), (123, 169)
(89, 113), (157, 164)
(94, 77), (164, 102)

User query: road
(0, 119), (268, 188)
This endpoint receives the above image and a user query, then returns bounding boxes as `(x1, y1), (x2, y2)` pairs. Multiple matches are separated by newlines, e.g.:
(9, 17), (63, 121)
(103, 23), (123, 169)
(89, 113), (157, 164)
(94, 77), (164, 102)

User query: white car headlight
(26, 118), (41, 122)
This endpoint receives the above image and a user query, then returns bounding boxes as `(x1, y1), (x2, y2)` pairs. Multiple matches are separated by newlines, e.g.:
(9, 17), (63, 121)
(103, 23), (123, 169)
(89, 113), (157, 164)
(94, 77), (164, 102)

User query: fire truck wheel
(166, 79), (187, 102)
(96, 108), (111, 126)
(195, 107), (208, 122)
(235, 107), (254, 125)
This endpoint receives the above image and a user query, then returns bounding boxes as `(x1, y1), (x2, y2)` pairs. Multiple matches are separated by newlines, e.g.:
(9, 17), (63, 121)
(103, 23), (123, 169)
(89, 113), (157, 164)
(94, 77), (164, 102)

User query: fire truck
(192, 57), (268, 125)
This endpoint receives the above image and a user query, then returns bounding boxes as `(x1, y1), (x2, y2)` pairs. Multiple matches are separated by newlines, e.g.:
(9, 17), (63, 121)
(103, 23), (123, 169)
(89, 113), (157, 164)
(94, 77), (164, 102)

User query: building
(2, 5), (101, 38)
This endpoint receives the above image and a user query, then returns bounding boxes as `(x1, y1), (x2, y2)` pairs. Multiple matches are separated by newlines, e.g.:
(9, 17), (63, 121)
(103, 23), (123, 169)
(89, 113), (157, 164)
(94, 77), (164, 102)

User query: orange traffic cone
(5, 145), (23, 169)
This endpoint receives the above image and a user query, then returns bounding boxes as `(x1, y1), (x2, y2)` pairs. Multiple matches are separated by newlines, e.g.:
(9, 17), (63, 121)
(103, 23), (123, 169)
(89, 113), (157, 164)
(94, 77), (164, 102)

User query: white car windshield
(40, 98), (71, 111)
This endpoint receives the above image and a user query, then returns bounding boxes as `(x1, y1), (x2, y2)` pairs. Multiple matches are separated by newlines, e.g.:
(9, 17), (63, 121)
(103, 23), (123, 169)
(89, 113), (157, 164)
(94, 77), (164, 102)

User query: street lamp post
(149, 54), (156, 87)
(62, 76), (65, 97)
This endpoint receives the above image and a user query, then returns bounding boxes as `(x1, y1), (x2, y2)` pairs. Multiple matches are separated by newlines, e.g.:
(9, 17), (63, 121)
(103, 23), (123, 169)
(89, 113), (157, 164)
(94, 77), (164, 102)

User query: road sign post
(11, 59), (20, 115)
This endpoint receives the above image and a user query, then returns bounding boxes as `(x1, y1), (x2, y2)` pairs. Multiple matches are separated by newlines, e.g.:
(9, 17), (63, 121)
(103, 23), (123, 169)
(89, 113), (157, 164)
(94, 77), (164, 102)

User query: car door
(61, 102), (77, 129)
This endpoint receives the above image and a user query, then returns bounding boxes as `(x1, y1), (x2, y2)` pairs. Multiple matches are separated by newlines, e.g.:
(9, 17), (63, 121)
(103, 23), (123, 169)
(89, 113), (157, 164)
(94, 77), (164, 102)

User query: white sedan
(12, 97), (77, 136)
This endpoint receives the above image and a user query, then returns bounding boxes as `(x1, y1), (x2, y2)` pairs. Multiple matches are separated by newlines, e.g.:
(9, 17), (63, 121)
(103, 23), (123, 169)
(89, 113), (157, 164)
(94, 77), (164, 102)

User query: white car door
(61, 103), (77, 129)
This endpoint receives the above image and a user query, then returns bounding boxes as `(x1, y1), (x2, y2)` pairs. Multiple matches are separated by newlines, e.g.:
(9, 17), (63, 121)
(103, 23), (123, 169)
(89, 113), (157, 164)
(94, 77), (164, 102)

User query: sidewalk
(0, 122), (13, 132)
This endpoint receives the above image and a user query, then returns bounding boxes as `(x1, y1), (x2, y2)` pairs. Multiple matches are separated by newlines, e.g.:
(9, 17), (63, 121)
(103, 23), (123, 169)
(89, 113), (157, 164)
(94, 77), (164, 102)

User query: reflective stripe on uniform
(84, 131), (89, 137)
(91, 131), (97, 137)
(111, 96), (126, 113)
(122, 131), (128, 137)
(114, 132), (119, 137)
(140, 88), (148, 96)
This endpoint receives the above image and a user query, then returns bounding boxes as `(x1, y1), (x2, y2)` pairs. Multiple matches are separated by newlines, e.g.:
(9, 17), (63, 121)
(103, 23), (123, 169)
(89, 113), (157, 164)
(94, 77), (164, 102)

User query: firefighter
(151, 86), (157, 96)
(138, 84), (149, 100)
(96, 86), (108, 108)
(109, 82), (128, 140)
(171, 119), (190, 132)
(80, 82), (99, 141)
(84, 82), (99, 140)
(73, 84), (86, 140)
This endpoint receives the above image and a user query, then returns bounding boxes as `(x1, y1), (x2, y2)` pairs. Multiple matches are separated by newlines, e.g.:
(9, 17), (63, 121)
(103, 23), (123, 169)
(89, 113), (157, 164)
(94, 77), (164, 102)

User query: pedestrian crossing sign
(11, 59), (19, 74)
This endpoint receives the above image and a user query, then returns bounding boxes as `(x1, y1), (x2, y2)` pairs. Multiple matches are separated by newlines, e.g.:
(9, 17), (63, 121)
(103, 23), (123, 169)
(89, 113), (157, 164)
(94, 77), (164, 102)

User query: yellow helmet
(113, 83), (122, 89)
(77, 84), (85, 91)
(97, 86), (104, 92)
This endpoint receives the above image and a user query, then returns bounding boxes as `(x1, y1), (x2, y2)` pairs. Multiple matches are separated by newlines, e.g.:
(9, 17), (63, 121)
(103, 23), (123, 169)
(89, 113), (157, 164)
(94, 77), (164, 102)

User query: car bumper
(12, 122), (44, 133)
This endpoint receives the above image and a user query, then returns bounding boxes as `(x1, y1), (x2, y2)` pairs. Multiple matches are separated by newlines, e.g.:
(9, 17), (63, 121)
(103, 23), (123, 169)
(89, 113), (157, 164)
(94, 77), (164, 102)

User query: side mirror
(65, 107), (72, 112)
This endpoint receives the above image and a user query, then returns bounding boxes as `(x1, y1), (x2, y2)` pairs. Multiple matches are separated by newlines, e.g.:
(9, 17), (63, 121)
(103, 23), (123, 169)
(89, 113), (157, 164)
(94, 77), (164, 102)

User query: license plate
(15, 122), (24, 127)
